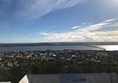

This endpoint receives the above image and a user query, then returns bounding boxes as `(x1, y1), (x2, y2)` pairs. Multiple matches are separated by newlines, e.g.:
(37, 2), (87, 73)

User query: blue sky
(0, 0), (118, 43)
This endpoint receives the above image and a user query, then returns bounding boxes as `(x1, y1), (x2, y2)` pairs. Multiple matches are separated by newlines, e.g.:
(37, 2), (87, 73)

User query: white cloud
(71, 18), (117, 32)
(72, 26), (80, 29)
(104, 18), (117, 22)
(95, 31), (118, 36)
(39, 18), (118, 42)
(41, 32), (48, 36)
(78, 18), (117, 32)
(55, 0), (88, 9)
(15, 0), (88, 20)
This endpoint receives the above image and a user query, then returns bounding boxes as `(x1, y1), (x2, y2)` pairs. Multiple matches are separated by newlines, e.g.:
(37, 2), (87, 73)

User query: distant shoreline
(0, 42), (118, 47)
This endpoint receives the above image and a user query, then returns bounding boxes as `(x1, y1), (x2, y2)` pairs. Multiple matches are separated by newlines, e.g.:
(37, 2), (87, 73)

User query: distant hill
(0, 42), (118, 47)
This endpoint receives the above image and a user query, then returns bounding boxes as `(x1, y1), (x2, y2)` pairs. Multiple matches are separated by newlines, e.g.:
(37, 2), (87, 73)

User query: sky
(0, 0), (118, 43)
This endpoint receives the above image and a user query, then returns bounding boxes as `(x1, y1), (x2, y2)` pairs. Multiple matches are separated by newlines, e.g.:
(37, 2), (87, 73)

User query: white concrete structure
(0, 82), (11, 83)
(19, 73), (118, 83)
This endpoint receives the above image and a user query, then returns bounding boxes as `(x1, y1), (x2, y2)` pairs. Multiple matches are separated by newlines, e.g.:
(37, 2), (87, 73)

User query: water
(0, 45), (117, 52)
(96, 45), (118, 51)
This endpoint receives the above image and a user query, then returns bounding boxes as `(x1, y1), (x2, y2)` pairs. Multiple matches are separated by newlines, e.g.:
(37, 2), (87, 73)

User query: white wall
(19, 75), (29, 83)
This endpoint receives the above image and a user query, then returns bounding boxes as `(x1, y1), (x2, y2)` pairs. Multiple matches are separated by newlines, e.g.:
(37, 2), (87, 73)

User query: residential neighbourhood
(0, 50), (118, 68)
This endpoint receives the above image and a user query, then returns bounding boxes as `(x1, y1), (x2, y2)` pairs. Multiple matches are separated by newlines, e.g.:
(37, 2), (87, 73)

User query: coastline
(0, 42), (118, 47)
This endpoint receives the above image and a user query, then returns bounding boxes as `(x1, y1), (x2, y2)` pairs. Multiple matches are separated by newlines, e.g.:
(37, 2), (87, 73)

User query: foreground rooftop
(19, 73), (118, 83)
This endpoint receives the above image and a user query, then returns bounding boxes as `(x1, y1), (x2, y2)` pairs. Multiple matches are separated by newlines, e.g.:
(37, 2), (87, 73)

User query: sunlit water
(95, 45), (118, 51)
(0, 45), (118, 52)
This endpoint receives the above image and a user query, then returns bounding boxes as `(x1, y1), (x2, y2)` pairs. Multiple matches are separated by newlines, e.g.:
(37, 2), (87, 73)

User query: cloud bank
(5, 18), (118, 43)
(39, 18), (118, 42)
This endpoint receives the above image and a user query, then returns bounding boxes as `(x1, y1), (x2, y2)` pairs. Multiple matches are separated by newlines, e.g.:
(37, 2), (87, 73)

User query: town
(0, 50), (118, 83)
(0, 50), (118, 68)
